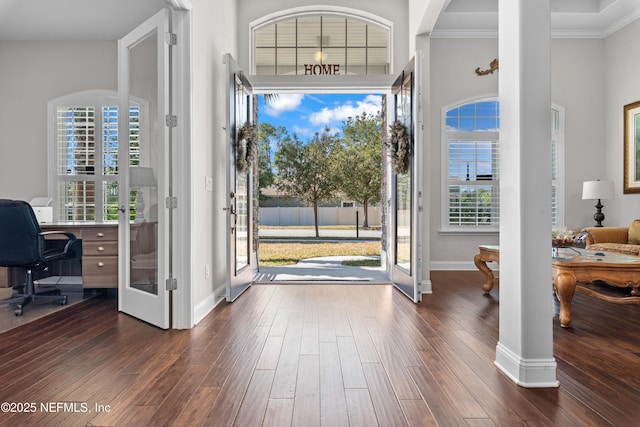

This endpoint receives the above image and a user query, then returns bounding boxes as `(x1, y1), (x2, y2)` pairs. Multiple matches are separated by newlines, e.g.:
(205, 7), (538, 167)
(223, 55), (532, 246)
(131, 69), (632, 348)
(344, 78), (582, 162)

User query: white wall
(604, 19), (640, 226)
(191, 0), (238, 318)
(0, 41), (116, 201)
(551, 39), (606, 229)
(429, 38), (499, 269)
(428, 37), (607, 269)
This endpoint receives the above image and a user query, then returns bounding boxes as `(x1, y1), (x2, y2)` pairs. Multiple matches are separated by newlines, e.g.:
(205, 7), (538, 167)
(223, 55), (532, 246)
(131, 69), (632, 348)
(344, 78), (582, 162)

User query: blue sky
(258, 93), (382, 140)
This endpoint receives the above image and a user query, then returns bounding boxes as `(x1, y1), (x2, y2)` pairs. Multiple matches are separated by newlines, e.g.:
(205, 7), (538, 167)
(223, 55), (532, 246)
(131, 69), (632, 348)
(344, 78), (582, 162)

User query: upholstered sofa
(583, 220), (640, 256)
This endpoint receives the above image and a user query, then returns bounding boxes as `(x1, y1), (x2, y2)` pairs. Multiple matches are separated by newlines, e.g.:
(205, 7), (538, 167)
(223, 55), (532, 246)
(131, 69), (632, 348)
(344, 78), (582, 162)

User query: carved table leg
(474, 253), (495, 294)
(631, 282), (640, 297)
(553, 270), (576, 328)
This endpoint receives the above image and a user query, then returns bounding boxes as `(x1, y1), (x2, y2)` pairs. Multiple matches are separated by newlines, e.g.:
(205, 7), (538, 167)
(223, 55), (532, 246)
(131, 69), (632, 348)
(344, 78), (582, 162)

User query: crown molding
(430, 29), (498, 39)
(165, 0), (192, 11)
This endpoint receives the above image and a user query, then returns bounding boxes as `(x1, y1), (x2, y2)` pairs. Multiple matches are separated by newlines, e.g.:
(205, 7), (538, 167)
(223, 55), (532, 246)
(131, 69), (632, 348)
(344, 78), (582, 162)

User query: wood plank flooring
(1, 270), (639, 426)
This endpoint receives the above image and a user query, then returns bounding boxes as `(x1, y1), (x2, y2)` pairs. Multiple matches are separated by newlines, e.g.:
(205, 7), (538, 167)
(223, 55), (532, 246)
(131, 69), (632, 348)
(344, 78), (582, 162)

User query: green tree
(274, 128), (340, 237)
(335, 113), (383, 228)
(257, 123), (287, 200)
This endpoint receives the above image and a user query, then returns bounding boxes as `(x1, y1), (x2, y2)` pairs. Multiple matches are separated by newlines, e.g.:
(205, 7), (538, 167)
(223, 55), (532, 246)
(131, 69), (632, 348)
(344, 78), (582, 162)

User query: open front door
(388, 55), (423, 302)
(225, 54), (255, 302)
(117, 9), (171, 328)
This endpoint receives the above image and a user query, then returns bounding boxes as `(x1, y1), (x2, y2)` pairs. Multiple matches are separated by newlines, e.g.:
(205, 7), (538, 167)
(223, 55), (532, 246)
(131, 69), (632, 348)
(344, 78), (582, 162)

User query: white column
(495, 0), (558, 387)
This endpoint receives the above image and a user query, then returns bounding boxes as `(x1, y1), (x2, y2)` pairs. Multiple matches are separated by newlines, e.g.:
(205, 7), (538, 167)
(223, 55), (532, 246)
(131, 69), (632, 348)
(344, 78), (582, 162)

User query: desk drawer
(83, 241), (118, 256)
(82, 256), (117, 288)
(83, 227), (118, 241)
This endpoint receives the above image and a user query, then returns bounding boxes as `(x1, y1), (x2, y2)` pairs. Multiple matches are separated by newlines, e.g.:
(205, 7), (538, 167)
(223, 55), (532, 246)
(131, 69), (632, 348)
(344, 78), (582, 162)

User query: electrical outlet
(205, 176), (213, 191)
(205, 264), (210, 279)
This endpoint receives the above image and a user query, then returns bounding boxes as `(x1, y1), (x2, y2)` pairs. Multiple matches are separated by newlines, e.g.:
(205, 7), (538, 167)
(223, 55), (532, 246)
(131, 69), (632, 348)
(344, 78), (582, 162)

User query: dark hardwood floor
(0, 271), (639, 426)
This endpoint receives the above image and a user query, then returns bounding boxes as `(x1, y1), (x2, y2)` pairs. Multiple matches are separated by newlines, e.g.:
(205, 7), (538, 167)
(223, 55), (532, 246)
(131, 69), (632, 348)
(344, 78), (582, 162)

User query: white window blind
(448, 138), (499, 227)
(56, 106), (97, 221)
(51, 91), (145, 222)
(444, 99), (500, 230)
(442, 99), (564, 231)
(551, 107), (564, 228)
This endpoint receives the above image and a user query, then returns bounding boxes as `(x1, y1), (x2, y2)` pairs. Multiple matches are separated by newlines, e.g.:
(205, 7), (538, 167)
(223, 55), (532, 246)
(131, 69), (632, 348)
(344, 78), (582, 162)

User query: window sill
(438, 228), (499, 236)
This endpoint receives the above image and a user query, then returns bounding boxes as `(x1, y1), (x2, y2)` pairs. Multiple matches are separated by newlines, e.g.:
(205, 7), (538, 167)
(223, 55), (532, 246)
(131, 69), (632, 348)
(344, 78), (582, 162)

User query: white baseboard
(494, 342), (559, 388)
(430, 260), (499, 271)
(420, 279), (432, 294)
(194, 282), (226, 325)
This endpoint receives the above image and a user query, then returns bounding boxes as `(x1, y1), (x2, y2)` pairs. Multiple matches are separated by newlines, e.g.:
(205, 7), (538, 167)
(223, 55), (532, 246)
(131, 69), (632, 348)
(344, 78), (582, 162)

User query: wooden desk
(45, 223), (119, 289)
(1, 222), (156, 290)
(1, 223), (118, 289)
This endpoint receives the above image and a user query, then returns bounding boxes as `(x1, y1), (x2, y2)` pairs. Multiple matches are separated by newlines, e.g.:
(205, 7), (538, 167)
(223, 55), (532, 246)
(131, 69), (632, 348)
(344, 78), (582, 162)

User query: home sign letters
(304, 64), (340, 75)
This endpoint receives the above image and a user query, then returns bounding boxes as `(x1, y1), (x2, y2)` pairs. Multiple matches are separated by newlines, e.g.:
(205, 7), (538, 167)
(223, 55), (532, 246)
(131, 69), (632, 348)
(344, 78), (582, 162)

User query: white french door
(388, 55), (423, 302)
(117, 9), (171, 328)
(225, 53), (256, 302)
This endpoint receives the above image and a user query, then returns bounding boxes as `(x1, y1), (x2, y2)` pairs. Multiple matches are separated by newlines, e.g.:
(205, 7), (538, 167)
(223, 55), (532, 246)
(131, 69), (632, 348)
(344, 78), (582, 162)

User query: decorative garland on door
(384, 120), (411, 174)
(236, 122), (258, 174)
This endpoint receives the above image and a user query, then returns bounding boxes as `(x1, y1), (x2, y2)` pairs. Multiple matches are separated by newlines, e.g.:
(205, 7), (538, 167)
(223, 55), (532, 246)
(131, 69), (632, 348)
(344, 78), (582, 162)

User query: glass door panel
(129, 30), (159, 295)
(225, 54), (255, 302)
(234, 77), (250, 273)
(118, 9), (170, 328)
(389, 55), (422, 302)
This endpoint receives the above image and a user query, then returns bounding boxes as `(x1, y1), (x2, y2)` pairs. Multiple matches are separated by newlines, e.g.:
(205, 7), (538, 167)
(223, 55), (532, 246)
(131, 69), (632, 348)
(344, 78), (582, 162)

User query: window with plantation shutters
(551, 106), (565, 229)
(447, 137), (500, 228)
(442, 99), (564, 231)
(443, 100), (500, 231)
(49, 91), (146, 223)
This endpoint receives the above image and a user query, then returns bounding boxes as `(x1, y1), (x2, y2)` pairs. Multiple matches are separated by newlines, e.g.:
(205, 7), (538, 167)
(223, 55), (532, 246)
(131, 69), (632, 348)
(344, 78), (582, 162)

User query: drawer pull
(97, 246), (105, 252)
(96, 232), (104, 237)
(97, 262), (105, 268)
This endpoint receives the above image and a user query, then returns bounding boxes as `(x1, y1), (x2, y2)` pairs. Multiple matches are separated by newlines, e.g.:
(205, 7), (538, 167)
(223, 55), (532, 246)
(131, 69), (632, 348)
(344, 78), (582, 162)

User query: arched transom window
(253, 13), (390, 76)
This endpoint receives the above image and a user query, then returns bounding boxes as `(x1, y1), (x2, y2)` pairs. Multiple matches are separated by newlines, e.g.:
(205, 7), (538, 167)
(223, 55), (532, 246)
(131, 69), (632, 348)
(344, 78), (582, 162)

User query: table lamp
(130, 167), (156, 222)
(582, 179), (614, 227)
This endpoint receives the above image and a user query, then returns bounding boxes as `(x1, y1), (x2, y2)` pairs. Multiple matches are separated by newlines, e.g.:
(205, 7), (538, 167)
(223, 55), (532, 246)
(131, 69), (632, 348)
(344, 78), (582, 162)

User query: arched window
(441, 98), (564, 231)
(252, 8), (391, 76)
(47, 90), (148, 222)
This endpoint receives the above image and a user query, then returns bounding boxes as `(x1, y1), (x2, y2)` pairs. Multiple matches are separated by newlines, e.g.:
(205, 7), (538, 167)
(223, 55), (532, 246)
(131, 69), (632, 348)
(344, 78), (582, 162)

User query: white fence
(259, 206), (381, 227)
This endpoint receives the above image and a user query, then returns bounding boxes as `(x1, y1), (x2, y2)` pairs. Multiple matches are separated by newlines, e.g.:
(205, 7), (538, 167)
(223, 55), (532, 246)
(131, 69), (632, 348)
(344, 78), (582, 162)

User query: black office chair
(0, 199), (76, 316)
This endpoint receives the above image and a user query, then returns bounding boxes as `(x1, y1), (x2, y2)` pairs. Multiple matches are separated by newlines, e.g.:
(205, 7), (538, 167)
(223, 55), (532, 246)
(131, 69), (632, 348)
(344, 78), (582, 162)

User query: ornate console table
(474, 245), (640, 328)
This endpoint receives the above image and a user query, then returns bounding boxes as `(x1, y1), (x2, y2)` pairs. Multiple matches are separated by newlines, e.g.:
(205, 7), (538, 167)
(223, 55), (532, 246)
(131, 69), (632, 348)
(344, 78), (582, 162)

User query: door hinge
(166, 196), (178, 209)
(166, 32), (177, 45)
(166, 277), (177, 291)
(165, 114), (178, 127)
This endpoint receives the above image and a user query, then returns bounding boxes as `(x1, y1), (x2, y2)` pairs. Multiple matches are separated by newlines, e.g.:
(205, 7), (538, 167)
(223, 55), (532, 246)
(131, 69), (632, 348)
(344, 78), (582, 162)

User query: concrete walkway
(254, 256), (389, 283)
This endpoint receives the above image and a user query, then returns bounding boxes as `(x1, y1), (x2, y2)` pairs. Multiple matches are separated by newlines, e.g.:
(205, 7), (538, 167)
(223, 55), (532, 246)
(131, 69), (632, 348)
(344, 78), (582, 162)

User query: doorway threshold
(254, 255), (388, 284)
(255, 280), (392, 285)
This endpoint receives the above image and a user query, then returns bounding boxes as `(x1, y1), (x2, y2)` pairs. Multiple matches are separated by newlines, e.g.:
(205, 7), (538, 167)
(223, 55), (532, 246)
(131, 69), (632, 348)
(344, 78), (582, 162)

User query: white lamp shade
(582, 180), (614, 200)
(130, 167), (156, 188)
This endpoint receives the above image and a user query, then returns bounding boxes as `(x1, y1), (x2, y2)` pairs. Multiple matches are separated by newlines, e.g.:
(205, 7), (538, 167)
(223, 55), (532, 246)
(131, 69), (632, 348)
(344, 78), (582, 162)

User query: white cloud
(292, 125), (314, 138)
(292, 125), (340, 139)
(308, 95), (382, 125)
(263, 94), (304, 117)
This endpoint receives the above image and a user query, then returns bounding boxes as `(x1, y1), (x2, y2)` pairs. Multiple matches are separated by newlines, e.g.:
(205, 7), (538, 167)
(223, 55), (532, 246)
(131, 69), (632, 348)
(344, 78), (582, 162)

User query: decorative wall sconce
(475, 58), (499, 76)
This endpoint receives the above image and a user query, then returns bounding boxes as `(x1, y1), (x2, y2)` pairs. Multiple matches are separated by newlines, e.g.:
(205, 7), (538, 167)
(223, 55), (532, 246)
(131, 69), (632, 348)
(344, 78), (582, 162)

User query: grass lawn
(259, 241), (381, 266)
